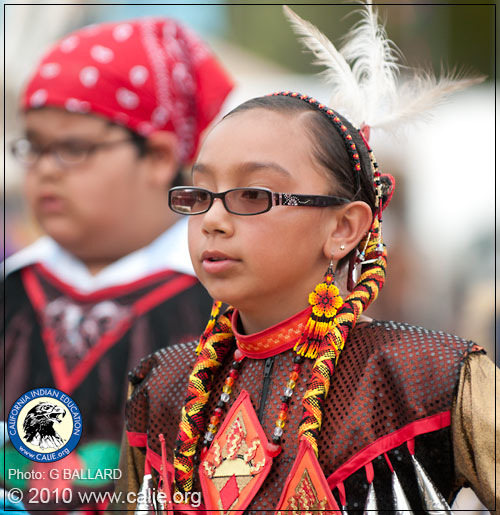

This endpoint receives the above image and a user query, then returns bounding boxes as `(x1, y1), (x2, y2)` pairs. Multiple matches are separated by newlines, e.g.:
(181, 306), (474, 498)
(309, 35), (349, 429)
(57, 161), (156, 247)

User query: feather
(283, 3), (486, 132)
(371, 70), (485, 130)
(282, 5), (363, 115)
(338, 1), (401, 125)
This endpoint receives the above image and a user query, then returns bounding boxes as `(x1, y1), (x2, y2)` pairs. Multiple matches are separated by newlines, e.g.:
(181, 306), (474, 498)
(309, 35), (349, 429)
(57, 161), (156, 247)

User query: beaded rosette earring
(294, 257), (343, 360)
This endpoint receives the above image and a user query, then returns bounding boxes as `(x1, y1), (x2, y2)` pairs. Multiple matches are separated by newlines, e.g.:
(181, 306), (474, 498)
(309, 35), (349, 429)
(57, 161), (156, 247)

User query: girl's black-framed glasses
(168, 186), (350, 216)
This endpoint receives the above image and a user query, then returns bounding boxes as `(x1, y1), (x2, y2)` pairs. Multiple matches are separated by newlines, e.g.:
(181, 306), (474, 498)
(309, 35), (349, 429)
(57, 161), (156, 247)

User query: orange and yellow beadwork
(294, 262), (343, 359)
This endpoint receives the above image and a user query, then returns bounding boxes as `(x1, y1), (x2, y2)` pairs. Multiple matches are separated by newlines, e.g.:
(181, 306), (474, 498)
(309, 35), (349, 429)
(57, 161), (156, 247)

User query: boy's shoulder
(4, 237), (56, 277)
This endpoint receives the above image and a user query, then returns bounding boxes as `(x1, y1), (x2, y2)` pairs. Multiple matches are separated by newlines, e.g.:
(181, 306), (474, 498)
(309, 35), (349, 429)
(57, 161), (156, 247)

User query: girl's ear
(323, 201), (373, 260)
(142, 131), (181, 187)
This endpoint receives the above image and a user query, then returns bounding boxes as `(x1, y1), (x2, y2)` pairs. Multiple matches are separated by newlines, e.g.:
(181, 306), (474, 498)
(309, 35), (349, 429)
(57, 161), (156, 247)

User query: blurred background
(3, 2), (495, 343)
(4, 1), (495, 345)
(2, 1), (495, 511)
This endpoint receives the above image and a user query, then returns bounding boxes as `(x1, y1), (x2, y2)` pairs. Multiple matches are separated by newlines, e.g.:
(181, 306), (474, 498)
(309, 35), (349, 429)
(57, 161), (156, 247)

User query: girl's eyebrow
(192, 161), (292, 178)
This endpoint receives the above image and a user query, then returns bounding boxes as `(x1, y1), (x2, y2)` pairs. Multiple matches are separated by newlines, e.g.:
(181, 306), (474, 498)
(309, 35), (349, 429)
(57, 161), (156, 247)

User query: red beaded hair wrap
(265, 91), (391, 454)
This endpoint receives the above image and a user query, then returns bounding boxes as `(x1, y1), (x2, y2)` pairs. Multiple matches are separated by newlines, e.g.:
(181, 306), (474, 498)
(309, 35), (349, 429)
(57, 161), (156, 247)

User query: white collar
(4, 218), (195, 293)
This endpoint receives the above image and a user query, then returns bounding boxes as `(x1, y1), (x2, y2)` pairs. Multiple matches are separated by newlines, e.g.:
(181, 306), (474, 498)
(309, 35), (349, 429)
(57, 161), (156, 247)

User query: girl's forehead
(199, 109), (308, 164)
(203, 108), (309, 153)
(195, 108), (331, 191)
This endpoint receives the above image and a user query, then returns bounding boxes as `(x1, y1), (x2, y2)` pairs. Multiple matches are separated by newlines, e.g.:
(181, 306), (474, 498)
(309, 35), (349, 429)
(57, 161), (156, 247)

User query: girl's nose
(200, 198), (234, 236)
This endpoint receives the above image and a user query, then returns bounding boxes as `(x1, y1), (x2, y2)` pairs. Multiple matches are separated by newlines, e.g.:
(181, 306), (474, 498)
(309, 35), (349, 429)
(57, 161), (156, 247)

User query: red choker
(231, 306), (311, 359)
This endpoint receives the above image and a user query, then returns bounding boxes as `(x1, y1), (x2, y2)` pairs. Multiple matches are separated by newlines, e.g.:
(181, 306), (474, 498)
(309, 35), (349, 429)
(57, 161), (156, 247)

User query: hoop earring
(293, 256), (343, 359)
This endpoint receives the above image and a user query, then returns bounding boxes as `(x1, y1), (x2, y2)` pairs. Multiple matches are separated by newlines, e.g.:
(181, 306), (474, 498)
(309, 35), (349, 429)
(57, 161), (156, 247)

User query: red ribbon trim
(126, 430), (148, 447)
(327, 411), (451, 488)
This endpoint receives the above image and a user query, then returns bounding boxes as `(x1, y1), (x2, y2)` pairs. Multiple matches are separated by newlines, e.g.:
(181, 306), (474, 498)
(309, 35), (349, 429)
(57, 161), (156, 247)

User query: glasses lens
(170, 188), (211, 214)
(225, 188), (271, 215)
(56, 141), (92, 166)
(11, 139), (38, 165)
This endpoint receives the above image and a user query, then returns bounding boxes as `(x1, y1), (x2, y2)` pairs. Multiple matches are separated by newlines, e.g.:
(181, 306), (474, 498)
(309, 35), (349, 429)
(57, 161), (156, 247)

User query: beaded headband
(270, 91), (362, 192)
(269, 90), (394, 280)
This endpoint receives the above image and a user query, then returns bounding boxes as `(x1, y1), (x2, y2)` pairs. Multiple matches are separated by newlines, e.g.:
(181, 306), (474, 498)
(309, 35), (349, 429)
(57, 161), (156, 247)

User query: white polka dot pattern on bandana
(151, 106), (169, 127)
(90, 45), (114, 63)
(137, 121), (154, 135)
(79, 66), (99, 88)
(113, 23), (134, 42)
(65, 98), (91, 113)
(30, 89), (48, 107)
(129, 65), (149, 87)
(60, 35), (79, 53)
(40, 63), (61, 79)
(116, 88), (140, 110)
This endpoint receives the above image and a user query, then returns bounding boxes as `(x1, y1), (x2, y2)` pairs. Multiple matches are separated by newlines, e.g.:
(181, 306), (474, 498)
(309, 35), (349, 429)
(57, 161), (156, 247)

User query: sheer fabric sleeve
(452, 351), (499, 512)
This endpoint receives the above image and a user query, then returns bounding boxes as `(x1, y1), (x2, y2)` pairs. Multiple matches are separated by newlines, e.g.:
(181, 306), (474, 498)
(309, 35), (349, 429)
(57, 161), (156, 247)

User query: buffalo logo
(8, 388), (82, 462)
(23, 402), (67, 450)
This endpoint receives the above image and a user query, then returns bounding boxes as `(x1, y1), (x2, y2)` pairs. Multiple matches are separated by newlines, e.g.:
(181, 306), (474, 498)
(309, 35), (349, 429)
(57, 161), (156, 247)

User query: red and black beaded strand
(201, 351), (306, 455)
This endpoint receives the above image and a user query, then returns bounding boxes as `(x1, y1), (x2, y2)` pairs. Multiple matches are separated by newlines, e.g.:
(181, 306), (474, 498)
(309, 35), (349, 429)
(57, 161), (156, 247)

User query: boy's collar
(4, 218), (195, 293)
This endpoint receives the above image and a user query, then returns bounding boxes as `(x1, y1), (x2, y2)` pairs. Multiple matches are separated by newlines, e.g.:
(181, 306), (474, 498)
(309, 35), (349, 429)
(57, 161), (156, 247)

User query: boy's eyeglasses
(168, 186), (350, 216)
(10, 137), (134, 168)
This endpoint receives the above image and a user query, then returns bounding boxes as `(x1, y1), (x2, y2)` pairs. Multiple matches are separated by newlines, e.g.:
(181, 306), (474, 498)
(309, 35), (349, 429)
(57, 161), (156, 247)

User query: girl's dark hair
(224, 95), (376, 213)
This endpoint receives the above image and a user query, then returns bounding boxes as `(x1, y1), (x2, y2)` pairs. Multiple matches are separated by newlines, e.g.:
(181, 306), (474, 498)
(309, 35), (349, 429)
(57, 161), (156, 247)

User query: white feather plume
(337, 2), (400, 125)
(282, 5), (363, 117)
(283, 3), (485, 131)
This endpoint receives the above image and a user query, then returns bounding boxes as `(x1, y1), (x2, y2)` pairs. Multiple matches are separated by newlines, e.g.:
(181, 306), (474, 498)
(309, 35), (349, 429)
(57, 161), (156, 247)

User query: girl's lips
(201, 251), (239, 274)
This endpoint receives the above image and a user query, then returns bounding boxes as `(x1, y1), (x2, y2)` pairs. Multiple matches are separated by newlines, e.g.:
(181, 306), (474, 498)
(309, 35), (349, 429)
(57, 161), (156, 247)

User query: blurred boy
(2, 17), (232, 511)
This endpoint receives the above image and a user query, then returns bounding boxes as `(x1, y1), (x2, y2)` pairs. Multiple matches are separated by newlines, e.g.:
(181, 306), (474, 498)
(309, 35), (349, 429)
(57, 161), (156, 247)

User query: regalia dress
(117, 306), (497, 513)
(1, 220), (213, 512)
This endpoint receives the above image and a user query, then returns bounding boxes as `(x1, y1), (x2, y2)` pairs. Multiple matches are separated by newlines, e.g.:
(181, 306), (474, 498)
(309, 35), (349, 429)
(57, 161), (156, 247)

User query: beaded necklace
(201, 347), (306, 455)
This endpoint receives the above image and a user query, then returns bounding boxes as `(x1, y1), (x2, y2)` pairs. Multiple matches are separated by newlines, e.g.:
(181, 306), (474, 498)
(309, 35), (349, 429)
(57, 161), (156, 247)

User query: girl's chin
(202, 287), (243, 310)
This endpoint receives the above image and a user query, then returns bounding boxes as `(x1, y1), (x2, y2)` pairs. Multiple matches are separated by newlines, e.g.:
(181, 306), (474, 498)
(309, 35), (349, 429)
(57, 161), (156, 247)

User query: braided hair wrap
(173, 308), (235, 492)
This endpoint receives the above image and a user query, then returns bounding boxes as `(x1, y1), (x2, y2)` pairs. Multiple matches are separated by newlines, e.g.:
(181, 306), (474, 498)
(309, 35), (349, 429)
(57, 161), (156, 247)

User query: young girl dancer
(116, 6), (496, 513)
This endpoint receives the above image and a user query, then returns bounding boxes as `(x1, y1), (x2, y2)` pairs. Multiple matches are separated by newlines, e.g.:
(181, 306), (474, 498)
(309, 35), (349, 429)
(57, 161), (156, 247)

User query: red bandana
(21, 17), (234, 162)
